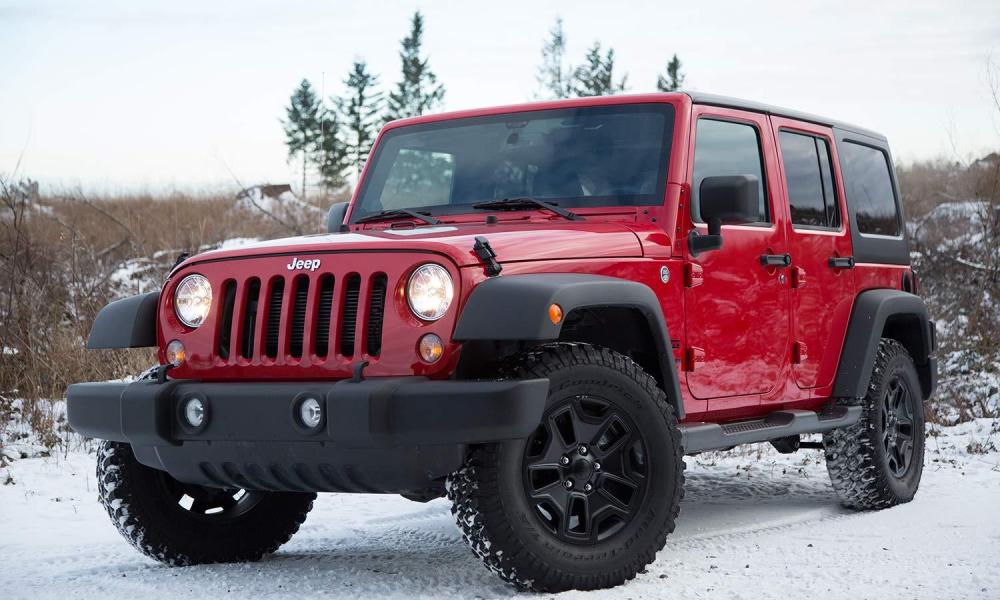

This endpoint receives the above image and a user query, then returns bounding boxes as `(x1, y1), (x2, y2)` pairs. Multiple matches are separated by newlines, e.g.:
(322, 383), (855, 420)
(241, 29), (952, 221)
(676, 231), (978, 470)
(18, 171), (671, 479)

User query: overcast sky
(2, 0), (999, 193)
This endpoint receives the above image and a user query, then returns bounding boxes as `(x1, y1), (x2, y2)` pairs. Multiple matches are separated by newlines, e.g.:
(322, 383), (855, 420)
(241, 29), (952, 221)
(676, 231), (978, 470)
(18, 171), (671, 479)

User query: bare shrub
(0, 179), (338, 448)
(902, 153), (1000, 423)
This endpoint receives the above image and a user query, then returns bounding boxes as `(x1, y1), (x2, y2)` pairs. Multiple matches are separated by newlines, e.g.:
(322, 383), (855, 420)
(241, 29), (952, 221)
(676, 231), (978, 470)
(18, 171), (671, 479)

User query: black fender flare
(453, 274), (684, 418)
(87, 291), (159, 349)
(833, 289), (936, 400)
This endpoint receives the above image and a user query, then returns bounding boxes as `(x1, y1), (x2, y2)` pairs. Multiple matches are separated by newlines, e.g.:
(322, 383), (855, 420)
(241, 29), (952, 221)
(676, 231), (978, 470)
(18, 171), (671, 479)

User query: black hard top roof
(685, 92), (886, 142)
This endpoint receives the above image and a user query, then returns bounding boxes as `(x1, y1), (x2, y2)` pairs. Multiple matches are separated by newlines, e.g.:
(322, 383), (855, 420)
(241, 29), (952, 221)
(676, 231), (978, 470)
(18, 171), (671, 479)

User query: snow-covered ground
(2, 421), (998, 600)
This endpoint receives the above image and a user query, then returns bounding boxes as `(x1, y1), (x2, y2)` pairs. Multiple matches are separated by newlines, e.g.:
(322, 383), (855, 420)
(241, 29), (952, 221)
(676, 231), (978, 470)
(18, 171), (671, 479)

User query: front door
(771, 117), (855, 390)
(684, 107), (791, 414)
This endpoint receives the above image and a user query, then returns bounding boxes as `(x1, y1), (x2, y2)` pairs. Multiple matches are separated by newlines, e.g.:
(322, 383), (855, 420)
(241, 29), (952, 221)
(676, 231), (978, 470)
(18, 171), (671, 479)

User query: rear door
(684, 106), (791, 415)
(771, 117), (855, 390)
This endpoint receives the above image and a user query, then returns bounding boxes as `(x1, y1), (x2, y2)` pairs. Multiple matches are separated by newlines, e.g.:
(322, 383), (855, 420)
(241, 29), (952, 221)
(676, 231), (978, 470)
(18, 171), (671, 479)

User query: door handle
(760, 253), (792, 267)
(828, 256), (855, 269)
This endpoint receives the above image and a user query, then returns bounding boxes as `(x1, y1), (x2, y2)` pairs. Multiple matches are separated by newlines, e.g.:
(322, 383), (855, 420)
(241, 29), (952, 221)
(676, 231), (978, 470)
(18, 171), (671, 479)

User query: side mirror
(689, 175), (760, 256)
(326, 202), (349, 233)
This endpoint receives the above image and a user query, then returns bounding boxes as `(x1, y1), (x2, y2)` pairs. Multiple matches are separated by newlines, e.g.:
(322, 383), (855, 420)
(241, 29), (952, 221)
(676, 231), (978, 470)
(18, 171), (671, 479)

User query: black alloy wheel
(522, 394), (649, 543)
(881, 374), (916, 478)
(156, 472), (264, 521)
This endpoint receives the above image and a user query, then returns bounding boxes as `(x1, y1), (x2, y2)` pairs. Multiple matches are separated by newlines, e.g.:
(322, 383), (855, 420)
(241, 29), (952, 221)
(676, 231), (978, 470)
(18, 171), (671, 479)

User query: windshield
(352, 103), (675, 221)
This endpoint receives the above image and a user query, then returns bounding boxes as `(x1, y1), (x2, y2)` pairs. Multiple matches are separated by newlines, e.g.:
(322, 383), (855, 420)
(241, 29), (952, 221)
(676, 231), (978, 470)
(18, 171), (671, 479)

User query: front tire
(447, 343), (684, 592)
(823, 338), (925, 509)
(97, 441), (315, 565)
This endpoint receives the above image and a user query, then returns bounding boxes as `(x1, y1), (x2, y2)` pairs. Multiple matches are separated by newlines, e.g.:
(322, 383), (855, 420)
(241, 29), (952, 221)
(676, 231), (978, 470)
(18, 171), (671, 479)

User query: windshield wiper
(355, 208), (440, 226)
(472, 197), (583, 221)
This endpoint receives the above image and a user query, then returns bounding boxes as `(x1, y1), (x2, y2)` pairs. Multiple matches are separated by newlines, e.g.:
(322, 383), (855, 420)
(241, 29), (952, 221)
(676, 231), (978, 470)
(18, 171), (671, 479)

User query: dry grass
(0, 154), (997, 449)
(907, 155), (1000, 423)
(0, 181), (343, 450)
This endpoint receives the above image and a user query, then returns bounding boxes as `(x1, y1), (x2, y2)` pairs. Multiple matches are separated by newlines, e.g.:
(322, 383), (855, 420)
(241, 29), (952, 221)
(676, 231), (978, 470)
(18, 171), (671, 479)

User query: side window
(839, 141), (899, 236)
(692, 118), (769, 223)
(378, 149), (455, 210)
(778, 131), (840, 229)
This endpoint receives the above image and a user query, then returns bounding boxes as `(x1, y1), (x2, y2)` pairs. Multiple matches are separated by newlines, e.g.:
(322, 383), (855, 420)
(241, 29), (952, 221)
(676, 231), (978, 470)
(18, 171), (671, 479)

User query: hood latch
(473, 236), (502, 277)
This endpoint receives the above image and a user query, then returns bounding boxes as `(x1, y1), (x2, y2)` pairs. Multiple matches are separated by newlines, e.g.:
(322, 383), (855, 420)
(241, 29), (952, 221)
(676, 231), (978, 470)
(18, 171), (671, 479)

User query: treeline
(282, 13), (686, 199)
(283, 12), (445, 201)
(535, 18), (685, 99)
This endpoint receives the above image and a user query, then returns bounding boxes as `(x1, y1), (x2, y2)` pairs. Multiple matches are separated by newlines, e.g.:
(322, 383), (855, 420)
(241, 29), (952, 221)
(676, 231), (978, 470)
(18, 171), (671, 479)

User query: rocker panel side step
(678, 405), (862, 454)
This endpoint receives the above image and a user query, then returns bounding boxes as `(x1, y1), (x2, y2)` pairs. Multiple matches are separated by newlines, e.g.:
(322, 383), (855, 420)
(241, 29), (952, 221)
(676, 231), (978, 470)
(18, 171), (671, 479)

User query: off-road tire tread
(446, 342), (684, 592)
(97, 441), (315, 565)
(823, 338), (922, 510)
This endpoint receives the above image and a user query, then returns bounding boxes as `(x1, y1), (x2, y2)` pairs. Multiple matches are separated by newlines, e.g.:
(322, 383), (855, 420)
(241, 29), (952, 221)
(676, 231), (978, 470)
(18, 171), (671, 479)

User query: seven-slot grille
(215, 271), (388, 363)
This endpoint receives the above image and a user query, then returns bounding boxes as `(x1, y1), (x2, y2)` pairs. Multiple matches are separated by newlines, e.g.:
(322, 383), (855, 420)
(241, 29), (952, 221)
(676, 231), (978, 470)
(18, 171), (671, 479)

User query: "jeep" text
(286, 257), (321, 271)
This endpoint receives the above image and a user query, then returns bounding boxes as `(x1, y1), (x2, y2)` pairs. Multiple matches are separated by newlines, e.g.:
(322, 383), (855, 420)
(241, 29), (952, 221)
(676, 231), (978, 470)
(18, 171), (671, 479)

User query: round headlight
(174, 274), (213, 328)
(407, 264), (454, 321)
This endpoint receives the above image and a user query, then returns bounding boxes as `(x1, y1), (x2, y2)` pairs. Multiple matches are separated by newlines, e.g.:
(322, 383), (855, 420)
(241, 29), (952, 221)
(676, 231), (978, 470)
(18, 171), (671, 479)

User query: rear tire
(97, 441), (315, 565)
(823, 338), (925, 509)
(447, 343), (684, 592)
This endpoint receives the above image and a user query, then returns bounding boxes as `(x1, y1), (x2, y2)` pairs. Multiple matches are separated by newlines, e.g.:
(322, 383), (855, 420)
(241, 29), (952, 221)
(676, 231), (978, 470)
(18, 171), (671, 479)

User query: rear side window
(692, 118), (769, 223)
(778, 131), (840, 228)
(839, 141), (899, 236)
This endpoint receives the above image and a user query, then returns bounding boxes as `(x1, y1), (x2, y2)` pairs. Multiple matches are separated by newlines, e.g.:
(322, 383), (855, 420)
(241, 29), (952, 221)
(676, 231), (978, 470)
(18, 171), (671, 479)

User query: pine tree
(316, 105), (350, 191)
(339, 61), (384, 178)
(572, 43), (627, 97)
(656, 54), (685, 92)
(385, 11), (445, 121)
(536, 17), (572, 99)
(282, 79), (322, 201)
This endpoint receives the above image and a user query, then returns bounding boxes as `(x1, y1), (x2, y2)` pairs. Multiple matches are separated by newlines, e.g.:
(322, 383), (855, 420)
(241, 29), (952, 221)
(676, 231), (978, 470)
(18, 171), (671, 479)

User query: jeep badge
(286, 257), (321, 271)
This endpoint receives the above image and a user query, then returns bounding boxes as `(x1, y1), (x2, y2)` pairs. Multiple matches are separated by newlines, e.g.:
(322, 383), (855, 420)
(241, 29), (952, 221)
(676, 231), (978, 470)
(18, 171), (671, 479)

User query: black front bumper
(67, 377), (548, 493)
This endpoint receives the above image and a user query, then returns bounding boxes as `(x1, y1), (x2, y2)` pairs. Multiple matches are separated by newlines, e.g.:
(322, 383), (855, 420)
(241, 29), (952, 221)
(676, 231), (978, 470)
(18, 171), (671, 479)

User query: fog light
(166, 340), (186, 367)
(418, 333), (444, 363)
(183, 397), (205, 428)
(299, 397), (323, 429)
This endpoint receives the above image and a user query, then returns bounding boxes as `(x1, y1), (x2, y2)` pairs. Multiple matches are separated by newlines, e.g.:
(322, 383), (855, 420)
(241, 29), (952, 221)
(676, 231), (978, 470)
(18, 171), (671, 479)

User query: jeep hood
(180, 222), (644, 269)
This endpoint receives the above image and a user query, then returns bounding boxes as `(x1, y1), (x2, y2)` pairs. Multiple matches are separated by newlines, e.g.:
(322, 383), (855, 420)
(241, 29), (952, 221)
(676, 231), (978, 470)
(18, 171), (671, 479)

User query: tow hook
(351, 360), (370, 383)
(155, 364), (174, 384)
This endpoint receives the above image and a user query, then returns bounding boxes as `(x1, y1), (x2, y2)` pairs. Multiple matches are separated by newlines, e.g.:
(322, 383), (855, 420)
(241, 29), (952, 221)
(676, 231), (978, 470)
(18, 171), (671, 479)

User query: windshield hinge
(473, 236), (502, 277)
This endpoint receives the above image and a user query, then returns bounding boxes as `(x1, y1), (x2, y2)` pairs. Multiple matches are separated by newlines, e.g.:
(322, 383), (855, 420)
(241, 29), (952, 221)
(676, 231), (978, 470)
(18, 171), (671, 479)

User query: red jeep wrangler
(68, 93), (936, 592)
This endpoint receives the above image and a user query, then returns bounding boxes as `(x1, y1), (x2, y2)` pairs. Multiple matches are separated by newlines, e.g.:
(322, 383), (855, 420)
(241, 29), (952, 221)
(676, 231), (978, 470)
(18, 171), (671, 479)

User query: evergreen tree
(385, 11), (445, 121)
(316, 105), (350, 191)
(536, 17), (572, 99)
(282, 79), (322, 200)
(571, 43), (627, 97)
(656, 54), (685, 92)
(339, 60), (384, 178)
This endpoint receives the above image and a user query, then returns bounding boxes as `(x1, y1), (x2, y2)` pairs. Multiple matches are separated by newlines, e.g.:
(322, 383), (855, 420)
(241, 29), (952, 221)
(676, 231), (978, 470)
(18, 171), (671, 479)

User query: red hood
(179, 222), (644, 269)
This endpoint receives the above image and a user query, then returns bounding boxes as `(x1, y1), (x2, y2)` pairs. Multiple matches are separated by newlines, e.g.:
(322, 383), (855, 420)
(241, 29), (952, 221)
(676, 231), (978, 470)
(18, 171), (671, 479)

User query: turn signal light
(418, 334), (444, 363)
(166, 340), (186, 367)
(548, 303), (563, 325)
